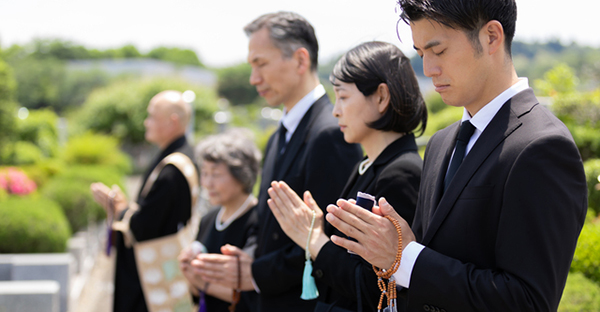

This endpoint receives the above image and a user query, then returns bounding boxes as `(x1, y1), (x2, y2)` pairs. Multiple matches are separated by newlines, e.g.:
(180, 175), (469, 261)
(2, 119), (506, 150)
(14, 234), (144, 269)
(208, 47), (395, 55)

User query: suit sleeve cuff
(393, 241), (425, 288)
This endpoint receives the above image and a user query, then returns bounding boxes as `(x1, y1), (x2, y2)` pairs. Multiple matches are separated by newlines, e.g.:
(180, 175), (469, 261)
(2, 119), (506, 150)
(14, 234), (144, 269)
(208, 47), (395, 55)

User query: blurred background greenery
(0, 38), (599, 310)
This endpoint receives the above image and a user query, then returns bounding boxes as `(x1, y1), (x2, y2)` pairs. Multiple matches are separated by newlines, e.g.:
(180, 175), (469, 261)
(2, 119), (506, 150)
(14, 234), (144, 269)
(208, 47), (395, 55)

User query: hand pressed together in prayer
(192, 244), (255, 291)
(178, 245), (204, 296)
(326, 197), (416, 269)
(90, 182), (128, 215)
(267, 181), (330, 259)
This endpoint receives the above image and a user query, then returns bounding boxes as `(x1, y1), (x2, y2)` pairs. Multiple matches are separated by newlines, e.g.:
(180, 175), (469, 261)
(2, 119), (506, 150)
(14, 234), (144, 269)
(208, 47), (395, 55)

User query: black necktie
(277, 124), (287, 155)
(444, 120), (476, 191)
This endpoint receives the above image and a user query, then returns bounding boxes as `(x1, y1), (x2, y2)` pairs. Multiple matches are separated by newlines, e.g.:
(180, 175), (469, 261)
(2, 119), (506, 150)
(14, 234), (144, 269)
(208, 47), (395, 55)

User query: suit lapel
(274, 95), (328, 180)
(422, 90), (537, 245)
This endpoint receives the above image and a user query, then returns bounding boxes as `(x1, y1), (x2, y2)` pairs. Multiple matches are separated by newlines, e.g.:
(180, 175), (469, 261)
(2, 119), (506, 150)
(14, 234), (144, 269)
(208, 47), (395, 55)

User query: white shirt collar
(280, 84), (326, 142)
(462, 78), (530, 133)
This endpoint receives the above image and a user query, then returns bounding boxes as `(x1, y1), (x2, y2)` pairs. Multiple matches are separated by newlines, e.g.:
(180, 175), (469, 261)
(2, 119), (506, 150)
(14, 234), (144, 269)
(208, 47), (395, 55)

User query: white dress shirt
(393, 78), (530, 288)
(252, 83), (326, 293)
(279, 84), (326, 143)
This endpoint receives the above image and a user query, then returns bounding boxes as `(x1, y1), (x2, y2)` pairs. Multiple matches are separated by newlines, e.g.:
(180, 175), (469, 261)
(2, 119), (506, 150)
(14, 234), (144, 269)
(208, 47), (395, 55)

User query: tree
(73, 77), (219, 144)
(216, 63), (259, 105)
(0, 56), (18, 161)
(147, 47), (204, 67)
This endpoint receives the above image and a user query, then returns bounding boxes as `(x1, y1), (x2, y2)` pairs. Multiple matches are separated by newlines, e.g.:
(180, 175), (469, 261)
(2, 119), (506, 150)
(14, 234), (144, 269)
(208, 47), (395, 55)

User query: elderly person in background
(179, 128), (261, 312)
(91, 90), (196, 312)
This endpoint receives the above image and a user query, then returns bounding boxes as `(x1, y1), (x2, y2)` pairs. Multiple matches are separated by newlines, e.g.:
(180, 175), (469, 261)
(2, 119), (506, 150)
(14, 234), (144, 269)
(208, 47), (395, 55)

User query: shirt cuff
(251, 277), (261, 294)
(393, 241), (425, 288)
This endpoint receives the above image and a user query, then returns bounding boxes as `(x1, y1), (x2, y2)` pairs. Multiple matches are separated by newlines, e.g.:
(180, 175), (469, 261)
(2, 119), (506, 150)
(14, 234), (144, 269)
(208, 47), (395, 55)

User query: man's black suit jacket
(313, 134), (422, 311)
(252, 95), (363, 312)
(407, 89), (587, 312)
(113, 136), (193, 312)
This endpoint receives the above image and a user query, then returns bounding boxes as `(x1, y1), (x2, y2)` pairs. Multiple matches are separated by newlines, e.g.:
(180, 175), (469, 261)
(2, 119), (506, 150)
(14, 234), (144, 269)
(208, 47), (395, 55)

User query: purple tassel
(198, 291), (207, 312)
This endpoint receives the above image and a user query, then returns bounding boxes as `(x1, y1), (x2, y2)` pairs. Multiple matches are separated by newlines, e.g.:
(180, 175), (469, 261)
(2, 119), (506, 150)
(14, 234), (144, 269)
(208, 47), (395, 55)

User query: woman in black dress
(267, 41), (427, 311)
(179, 128), (261, 312)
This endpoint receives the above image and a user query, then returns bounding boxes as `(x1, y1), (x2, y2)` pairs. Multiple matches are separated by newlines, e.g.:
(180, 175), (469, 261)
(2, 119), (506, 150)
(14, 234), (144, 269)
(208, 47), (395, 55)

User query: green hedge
(0, 196), (71, 253)
(62, 132), (132, 175)
(42, 164), (123, 232)
(584, 159), (600, 216)
(72, 78), (219, 144)
(570, 216), (600, 284)
(558, 272), (600, 312)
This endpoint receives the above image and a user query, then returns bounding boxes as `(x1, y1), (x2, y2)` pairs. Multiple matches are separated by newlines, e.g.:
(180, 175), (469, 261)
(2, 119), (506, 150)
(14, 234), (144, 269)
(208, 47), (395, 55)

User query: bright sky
(1, 0), (599, 68)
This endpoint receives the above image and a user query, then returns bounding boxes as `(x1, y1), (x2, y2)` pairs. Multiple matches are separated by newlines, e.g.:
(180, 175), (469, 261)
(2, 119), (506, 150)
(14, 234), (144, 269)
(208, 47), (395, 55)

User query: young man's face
(412, 19), (493, 115)
(247, 27), (302, 108)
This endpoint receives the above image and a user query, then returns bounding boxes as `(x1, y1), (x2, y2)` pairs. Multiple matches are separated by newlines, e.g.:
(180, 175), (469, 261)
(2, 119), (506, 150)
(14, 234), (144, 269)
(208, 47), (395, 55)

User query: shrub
(62, 132), (132, 175)
(584, 159), (600, 216)
(15, 108), (60, 158)
(42, 164), (124, 232)
(0, 167), (37, 195)
(72, 78), (219, 144)
(424, 105), (463, 137)
(0, 141), (45, 165)
(0, 196), (71, 253)
(558, 272), (600, 312)
(42, 177), (104, 233)
(425, 92), (448, 114)
(570, 217), (600, 284)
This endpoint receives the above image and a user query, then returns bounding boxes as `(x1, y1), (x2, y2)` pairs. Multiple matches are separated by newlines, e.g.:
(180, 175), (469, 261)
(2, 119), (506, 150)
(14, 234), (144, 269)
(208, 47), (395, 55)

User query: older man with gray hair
(91, 90), (197, 312)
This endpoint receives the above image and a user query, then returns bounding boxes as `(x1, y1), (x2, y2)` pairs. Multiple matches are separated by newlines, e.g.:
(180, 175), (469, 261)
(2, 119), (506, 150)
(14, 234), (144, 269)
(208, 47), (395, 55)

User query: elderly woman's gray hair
(195, 128), (262, 194)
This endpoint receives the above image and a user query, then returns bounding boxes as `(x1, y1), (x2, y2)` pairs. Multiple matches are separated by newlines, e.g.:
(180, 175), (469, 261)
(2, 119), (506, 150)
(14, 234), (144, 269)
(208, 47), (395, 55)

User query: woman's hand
(267, 181), (329, 259)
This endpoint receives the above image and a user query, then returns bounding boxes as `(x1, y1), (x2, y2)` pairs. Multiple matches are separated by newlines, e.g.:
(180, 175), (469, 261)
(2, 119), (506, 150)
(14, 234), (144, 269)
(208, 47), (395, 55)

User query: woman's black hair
(330, 41), (427, 136)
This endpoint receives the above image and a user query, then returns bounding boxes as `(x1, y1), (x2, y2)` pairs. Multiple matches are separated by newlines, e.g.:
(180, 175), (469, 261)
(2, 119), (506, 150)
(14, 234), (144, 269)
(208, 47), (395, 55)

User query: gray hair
(195, 128), (262, 194)
(244, 11), (319, 71)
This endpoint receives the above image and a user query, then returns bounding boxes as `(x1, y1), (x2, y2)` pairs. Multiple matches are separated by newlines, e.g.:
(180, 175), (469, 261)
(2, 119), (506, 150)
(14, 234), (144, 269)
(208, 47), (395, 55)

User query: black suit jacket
(313, 134), (422, 311)
(407, 89), (587, 311)
(113, 136), (194, 312)
(252, 95), (363, 312)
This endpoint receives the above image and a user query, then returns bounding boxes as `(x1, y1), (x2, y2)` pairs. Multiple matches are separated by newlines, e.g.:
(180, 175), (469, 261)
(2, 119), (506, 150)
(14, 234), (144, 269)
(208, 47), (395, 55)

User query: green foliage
(0, 196), (71, 253)
(0, 56), (18, 157)
(584, 159), (600, 215)
(570, 218), (600, 285)
(535, 64), (600, 161)
(148, 47), (204, 67)
(424, 105), (463, 137)
(216, 63), (259, 105)
(1, 141), (45, 165)
(29, 39), (95, 60)
(425, 92), (448, 114)
(42, 164), (124, 232)
(20, 159), (65, 189)
(10, 56), (66, 109)
(62, 133), (132, 174)
(15, 108), (60, 157)
(73, 78), (219, 143)
(558, 272), (600, 312)
(534, 63), (578, 96)
(57, 69), (110, 113)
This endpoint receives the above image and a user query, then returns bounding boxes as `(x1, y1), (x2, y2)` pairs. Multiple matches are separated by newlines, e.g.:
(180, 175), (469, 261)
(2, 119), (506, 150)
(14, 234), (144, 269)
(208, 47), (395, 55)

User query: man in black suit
(194, 11), (363, 312)
(91, 90), (196, 312)
(326, 1), (588, 311)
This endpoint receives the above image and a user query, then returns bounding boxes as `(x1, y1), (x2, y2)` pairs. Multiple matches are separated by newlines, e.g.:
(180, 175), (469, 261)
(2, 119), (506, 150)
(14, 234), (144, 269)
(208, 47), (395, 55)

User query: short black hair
(330, 41), (427, 136)
(397, 0), (517, 56)
(244, 11), (319, 72)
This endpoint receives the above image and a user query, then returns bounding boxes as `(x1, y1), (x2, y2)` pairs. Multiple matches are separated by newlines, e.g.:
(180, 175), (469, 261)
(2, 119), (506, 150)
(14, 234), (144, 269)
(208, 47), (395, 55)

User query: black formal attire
(196, 206), (258, 312)
(113, 136), (194, 312)
(252, 95), (363, 312)
(406, 89), (587, 311)
(313, 134), (421, 312)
